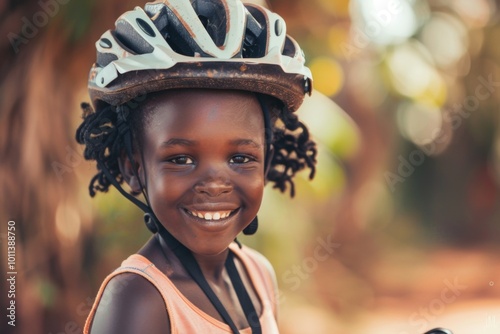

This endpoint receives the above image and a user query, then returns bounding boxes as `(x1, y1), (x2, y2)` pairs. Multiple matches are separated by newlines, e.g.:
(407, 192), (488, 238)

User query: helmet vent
(282, 36), (296, 57)
(198, 15), (209, 26)
(136, 18), (156, 37)
(99, 38), (112, 49)
(145, 3), (169, 36)
(243, 6), (266, 57)
(115, 20), (154, 55)
(192, 0), (227, 47)
(96, 52), (118, 67)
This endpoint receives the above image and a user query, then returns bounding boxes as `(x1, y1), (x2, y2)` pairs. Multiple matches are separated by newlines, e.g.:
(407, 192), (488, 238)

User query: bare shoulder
(89, 272), (170, 334)
(241, 246), (278, 290)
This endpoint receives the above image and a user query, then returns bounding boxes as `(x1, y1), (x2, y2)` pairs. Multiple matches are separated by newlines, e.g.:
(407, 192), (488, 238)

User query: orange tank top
(84, 243), (279, 333)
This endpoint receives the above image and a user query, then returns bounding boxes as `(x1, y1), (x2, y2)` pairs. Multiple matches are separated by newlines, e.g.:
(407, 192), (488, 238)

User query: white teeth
(187, 210), (233, 220)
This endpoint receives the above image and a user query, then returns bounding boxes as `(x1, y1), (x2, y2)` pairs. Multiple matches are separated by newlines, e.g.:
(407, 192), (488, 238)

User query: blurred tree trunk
(1, 3), (83, 333)
(0, 1), (143, 332)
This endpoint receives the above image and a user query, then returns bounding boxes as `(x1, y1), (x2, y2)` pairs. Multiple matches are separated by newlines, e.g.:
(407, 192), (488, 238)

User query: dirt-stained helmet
(88, 0), (312, 112)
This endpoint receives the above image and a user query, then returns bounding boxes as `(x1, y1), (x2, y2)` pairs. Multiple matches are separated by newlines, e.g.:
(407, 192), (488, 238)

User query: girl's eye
(169, 156), (194, 165)
(230, 155), (252, 164)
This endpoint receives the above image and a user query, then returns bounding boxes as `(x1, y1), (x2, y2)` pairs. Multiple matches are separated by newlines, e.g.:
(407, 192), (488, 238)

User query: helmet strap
(256, 95), (273, 173)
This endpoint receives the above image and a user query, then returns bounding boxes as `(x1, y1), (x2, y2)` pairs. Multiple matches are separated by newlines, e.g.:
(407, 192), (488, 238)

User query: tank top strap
(229, 243), (278, 318)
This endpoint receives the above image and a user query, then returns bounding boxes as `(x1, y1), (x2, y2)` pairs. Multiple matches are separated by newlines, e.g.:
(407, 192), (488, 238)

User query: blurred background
(1, 0), (500, 333)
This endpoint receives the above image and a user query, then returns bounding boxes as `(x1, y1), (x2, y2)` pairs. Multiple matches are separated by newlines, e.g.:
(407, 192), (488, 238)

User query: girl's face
(137, 89), (265, 256)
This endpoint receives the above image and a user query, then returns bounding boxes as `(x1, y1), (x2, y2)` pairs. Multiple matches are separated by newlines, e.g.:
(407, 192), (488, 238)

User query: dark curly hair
(75, 92), (317, 198)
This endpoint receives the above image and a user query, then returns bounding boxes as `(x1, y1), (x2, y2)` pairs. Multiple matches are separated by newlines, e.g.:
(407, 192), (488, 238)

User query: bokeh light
(309, 57), (344, 97)
(397, 102), (443, 146)
(419, 13), (468, 69)
(350, 0), (427, 45)
(386, 40), (447, 105)
(450, 0), (494, 29)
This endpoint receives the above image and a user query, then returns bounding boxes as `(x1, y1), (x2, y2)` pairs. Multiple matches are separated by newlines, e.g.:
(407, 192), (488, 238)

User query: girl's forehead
(138, 89), (265, 138)
(142, 89), (258, 108)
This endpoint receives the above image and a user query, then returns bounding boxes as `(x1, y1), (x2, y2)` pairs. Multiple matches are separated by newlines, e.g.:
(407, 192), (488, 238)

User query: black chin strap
(155, 219), (262, 334)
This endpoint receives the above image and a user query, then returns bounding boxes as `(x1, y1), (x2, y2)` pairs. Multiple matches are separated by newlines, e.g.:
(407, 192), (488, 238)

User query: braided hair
(76, 94), (317, 198)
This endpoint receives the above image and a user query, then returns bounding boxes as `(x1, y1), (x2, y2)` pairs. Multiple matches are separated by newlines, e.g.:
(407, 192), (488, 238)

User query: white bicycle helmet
(88, 0), (312, 112)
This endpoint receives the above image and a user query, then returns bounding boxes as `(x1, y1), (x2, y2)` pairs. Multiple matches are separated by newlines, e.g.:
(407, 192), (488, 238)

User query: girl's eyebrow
(229, 139), (262, 148)
(160, 138), (261, 148)
(160, 138), (198, 147)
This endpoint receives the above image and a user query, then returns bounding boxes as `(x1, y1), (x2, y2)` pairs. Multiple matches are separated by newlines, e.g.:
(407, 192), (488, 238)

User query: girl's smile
(181, 207), (239, 232)
(130, 89), (266, 256)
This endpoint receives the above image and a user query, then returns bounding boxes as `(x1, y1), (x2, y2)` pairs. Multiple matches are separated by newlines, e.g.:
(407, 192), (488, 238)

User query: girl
(76, 0), (316, 333)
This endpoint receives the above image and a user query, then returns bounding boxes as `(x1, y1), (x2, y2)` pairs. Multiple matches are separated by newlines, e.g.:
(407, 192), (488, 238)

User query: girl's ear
(118, 152), (143, 195)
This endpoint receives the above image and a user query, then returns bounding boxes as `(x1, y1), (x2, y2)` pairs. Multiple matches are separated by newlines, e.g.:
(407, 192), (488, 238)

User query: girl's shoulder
(84, 256), (171, 334)
(85, 243), (278, 333)
(234, 243), (277, 283)
(231, 243), (279, 314)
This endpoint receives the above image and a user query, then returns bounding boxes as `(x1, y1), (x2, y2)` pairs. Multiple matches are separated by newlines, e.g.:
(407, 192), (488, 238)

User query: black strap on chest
(225, 251), (261, 332)
(157, 224), (262, 334)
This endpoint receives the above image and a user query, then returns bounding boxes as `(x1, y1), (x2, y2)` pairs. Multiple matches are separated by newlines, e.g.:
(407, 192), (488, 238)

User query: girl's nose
(194, 173), (233, 197)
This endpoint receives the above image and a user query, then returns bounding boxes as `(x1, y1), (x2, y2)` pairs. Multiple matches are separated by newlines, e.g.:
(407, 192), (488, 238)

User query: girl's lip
(183, 203), (239, 211)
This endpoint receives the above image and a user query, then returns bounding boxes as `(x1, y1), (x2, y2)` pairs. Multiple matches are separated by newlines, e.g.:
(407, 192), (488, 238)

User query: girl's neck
(154, 233), (230, 282)
(192, 249), (229, 282)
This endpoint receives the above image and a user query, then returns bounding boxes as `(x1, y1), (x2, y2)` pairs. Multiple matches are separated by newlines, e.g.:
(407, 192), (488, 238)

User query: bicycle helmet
(88, 0), (312, 112)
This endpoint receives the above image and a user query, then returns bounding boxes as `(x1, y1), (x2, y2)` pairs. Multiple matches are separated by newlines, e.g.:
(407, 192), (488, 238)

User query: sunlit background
(1, 0), (500, 333)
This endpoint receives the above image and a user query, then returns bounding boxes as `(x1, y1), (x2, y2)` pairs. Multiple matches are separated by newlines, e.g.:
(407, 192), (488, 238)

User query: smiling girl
(77, 1), (316, 333)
